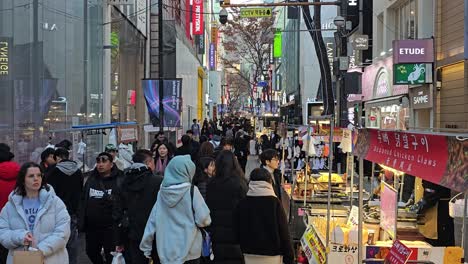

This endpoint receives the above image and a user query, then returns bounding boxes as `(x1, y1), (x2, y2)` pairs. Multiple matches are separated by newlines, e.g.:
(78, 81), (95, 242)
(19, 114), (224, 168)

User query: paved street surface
(77, 234), (92, 264)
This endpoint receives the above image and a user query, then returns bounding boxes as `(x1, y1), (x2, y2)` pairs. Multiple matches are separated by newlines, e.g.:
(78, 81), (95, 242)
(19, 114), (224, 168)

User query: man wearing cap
(79, 152), (124, 264)
(105, 144), (126, 171)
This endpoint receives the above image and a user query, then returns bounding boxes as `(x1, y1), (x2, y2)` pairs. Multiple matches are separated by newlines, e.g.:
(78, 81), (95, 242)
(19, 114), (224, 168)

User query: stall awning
(364, 95), (404, 109)
(354, 128), (468, 193)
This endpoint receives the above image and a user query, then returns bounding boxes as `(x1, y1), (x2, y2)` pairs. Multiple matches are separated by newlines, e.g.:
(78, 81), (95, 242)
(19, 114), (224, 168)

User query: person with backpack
(114, 149), (163, 263)
(78, 152), (124, 264)
(140, 155), (211, 264)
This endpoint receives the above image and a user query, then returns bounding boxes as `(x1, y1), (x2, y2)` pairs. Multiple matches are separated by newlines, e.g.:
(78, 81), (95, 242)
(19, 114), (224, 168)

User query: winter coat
(78, 166), (124, 232)
(0, 186), (71, 264)
(0, 161), (20, 209)
(233, 181), (294, 264)
(206, 173), (248, 264)
(47, 160), (83, 217)
(140, 155), (211, 264)
(113, 163), (162, 245)
(176, 145), (196, 161)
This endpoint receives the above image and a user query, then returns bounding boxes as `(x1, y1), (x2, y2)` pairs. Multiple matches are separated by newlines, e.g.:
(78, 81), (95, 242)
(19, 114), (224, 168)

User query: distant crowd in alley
(0, 116), (294, 264)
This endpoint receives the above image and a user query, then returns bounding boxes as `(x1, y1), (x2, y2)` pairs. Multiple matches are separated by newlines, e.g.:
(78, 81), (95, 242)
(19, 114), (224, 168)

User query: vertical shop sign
(192, 0), (204, 35)
(211, 24), (218, 47)
(209, 43), (215, 70)
(196, 34), (205, 54)
(0, 37), (11, 81)
(273, 31), (282, 58)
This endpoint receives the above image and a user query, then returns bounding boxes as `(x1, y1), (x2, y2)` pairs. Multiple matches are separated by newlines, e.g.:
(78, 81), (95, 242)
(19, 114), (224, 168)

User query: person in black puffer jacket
(206, 150), (248, 264)
(114, 149), (163, 264)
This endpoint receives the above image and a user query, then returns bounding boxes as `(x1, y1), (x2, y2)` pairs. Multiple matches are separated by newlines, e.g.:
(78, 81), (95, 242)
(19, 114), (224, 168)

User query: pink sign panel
(393, 39), (434, 64)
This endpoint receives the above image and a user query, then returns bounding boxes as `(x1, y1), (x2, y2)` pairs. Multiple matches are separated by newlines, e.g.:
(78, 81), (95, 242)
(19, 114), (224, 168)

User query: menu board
(380, 182), (397, 239)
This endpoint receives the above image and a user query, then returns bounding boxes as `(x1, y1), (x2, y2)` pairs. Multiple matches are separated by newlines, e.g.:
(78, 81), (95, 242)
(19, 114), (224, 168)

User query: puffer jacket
(0, 161), (20, 209)
(0, 186), (71, 264)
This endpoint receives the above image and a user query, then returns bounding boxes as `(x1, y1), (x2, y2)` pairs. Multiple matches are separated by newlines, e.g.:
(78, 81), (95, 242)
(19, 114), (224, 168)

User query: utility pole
(158, 0), (164, 131)
(335, 0), (348, 128)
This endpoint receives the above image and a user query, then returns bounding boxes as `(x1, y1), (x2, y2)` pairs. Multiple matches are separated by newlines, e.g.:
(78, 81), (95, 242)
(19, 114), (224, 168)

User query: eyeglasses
(271, 157), (279, 162)
(96, 156), (111, 163)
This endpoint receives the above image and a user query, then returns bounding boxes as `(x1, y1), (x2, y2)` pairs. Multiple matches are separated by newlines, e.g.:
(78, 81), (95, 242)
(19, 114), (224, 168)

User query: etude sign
(393, 39), (434, 64)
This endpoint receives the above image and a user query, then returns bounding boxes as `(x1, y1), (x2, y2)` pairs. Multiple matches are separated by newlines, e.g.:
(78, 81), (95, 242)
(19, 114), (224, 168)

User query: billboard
(142, 79), (182, 127)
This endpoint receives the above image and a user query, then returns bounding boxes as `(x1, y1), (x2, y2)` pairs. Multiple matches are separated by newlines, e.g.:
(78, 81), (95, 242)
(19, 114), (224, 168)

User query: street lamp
(333, 16), (345, 27)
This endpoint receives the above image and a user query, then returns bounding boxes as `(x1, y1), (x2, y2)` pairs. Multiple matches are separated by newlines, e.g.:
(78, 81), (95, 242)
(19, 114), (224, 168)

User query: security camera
(219, 8), (228, 25)
(333, 16), (345, 27)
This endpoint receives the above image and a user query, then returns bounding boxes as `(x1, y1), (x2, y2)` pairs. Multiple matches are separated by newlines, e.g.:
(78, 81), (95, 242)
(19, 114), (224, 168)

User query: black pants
(0, 244), (7, 264)
(86, 228), (114, 264)
(185, 259), (200, 264)
(125, 239), (149, 264)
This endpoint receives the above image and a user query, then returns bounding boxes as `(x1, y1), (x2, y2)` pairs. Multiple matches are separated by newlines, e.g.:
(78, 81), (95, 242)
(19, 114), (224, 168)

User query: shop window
(367, 105), (410, 130)
(394, 0), (418, 40)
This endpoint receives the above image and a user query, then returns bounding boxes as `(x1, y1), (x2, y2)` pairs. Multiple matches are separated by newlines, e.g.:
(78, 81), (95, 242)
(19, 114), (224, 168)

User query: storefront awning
(364, 95), (404, 109)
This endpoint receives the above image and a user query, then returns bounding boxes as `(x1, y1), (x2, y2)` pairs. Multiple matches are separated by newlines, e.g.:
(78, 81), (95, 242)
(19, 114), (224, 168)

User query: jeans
(67, 217), (79, 264)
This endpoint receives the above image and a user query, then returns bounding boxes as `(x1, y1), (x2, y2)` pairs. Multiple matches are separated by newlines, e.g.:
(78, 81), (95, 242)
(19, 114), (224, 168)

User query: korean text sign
(384, 240), (412, 264)
(354, 129), (468, 192)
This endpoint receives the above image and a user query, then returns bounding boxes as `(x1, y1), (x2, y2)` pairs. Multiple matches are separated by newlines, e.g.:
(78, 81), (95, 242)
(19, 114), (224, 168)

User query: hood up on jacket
(123, 163), (151, 191)
(56, 160), (80, 176)
(0, 161), (20, 181)
(160, 155), (195, 208)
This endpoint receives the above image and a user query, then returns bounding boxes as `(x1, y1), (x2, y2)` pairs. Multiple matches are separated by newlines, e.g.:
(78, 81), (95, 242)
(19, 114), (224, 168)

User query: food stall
(298, 128), (467, 264)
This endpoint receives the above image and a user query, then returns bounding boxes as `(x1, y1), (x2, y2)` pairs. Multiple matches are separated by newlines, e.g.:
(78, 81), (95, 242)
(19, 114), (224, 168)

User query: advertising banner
(393, 39), (434, 64)
(380, 182), (397, 239)
(393, 63), (431, 85)
(142, 79), (182, 127)
(211, 24), (218, 47)
(354, 128), (468, 192)
(192, 0), (204, 35)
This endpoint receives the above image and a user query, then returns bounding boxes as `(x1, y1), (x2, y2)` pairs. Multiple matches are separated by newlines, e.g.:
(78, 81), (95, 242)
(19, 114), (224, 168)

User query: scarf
(156, 158), (168, 174)
(247, 180), (277, 197)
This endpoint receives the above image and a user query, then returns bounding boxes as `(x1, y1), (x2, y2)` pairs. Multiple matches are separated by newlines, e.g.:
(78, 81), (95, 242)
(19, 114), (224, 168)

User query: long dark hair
(15, 162), (49, 196)
(193, 157), (214, 185)
(154, 142), (173, 160)
(215, 150), (244, 179)
(198, 142), (214, 158)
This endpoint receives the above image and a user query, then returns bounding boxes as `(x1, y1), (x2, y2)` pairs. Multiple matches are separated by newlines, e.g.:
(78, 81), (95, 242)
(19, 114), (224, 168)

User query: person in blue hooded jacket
(140, 155), (211, 264)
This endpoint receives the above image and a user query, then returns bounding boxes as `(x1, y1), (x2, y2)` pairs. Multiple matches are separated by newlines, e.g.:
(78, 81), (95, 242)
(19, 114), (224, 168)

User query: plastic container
(449, 193), (468, 218)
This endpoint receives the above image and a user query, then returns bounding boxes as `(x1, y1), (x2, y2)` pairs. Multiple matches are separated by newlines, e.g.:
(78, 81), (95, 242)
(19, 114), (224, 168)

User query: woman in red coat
(0, 143), (20, 264)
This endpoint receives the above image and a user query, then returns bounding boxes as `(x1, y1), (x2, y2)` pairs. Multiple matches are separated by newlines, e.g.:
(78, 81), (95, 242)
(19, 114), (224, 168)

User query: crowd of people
(0, 117), (295, 264)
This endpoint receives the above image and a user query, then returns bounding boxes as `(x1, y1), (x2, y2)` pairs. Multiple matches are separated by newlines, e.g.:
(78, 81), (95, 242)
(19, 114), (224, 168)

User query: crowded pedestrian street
(0, 0), (467, 264)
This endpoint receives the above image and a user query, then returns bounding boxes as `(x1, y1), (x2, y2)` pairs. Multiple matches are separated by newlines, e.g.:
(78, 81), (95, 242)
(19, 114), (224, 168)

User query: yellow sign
(240, 8), (272, 18)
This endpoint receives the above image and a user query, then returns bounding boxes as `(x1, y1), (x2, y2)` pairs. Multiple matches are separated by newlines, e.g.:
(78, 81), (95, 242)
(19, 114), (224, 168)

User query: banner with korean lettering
(192, 0), (204, 35)
(354, 128), (468, 192)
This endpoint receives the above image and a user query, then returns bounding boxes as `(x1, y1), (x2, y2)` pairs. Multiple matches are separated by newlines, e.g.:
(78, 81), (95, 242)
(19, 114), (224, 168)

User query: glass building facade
(0, 0), (104, 163)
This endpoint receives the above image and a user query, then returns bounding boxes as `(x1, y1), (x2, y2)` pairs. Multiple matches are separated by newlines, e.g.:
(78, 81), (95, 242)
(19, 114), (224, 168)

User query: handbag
(13, 246), (44, 264)
(190, 185), (214, 260)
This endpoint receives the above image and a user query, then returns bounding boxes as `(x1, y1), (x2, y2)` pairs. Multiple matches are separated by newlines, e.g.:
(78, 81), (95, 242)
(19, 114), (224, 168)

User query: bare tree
(220, 9), (275, 110)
